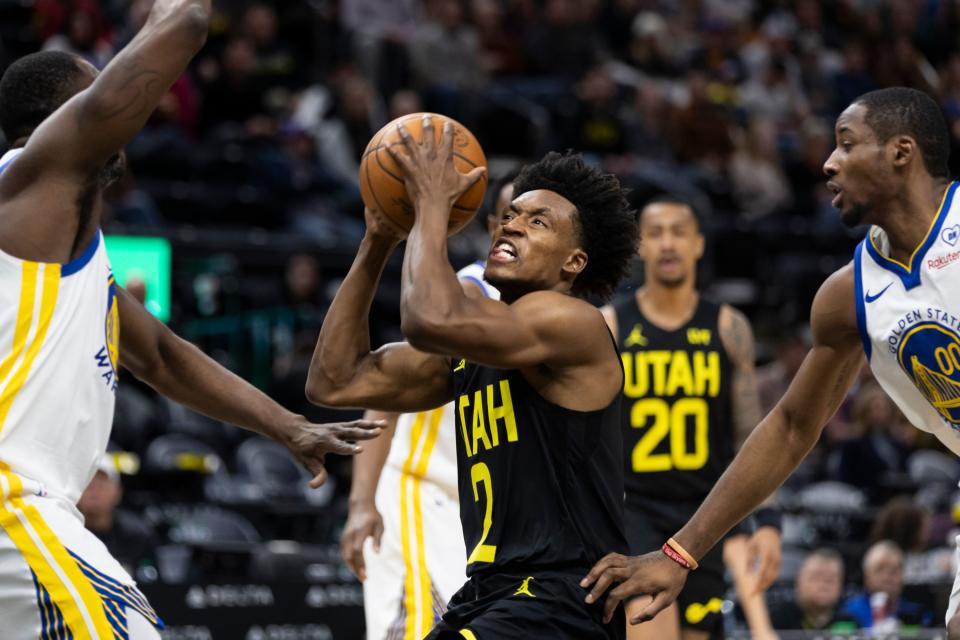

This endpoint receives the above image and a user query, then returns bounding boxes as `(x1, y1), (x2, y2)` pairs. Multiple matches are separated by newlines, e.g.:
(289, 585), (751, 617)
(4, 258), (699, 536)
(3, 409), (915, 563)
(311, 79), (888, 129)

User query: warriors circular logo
(897, 322), (960, 426)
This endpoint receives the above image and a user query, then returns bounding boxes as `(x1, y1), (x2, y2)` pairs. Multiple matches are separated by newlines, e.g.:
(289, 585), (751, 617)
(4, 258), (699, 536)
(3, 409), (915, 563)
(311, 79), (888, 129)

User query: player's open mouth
(490, 240), (518, 263)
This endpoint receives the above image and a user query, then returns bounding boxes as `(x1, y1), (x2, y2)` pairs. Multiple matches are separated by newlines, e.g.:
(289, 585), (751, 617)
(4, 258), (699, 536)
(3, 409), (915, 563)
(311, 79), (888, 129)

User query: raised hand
(386, 115), (486, 215)
(580, 551), (689, 625)
(280, 417), (386, 488)
(363, 206), (406, 243)
(340, 500), (385, 582)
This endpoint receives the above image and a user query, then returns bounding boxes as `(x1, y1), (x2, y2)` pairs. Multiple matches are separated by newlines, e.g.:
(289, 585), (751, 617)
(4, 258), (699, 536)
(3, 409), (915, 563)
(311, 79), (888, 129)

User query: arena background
(2, 0), (960, 638)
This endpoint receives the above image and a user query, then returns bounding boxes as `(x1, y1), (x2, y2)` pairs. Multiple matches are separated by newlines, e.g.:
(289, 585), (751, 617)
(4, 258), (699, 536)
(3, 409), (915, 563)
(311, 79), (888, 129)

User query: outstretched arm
(582, 266), (864, 624)
(305, 209), (453, 413)
(117, 288), (383, 487)
(0, 0), (212, 261)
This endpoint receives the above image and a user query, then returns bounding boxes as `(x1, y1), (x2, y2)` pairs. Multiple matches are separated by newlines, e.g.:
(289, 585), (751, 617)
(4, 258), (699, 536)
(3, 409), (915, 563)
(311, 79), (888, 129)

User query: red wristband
(661, 543), (693, 570)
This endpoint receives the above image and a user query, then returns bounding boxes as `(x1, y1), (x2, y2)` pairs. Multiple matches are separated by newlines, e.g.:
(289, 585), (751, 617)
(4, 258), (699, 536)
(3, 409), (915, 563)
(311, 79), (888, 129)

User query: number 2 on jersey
(467, 462), (496, 564)
(631, 398), (709, 472)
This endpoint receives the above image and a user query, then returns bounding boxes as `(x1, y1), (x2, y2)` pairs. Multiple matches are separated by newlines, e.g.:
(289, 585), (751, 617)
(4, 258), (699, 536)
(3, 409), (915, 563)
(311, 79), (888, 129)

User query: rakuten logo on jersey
(928, 250), (960, 270)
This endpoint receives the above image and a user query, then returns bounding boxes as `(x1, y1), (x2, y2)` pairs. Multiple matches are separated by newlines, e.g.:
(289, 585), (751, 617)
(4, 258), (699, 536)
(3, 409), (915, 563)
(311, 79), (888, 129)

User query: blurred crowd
(4, 0), (960, 634)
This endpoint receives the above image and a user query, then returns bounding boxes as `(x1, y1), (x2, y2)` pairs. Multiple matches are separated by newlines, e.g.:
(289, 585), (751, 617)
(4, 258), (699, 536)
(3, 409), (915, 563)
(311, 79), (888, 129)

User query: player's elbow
(305, 370), (349, 408)
(401, 312), (448, 354)
(776, 405), (823, 462)
(176, 3), (212, 47)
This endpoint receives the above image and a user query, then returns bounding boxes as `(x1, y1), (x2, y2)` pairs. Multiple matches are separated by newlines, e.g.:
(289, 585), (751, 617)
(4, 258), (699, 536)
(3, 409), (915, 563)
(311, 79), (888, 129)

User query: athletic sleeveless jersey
(0, 148), (120, 507)
(612, 295), (733, 505)
(854, 180), (960, 454)
(385, 261), (499, 497)
(451, 354), (628, 576)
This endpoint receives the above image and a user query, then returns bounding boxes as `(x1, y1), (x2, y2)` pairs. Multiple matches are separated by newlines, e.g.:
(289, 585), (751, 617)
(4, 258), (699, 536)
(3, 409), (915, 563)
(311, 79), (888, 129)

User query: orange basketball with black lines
(359, 112), (487, 237)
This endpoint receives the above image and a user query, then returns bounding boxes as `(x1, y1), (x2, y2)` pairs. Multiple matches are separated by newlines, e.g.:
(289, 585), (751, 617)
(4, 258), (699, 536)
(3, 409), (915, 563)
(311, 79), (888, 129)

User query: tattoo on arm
(723, 308), (762, 448)
(78, 55), (164, 125)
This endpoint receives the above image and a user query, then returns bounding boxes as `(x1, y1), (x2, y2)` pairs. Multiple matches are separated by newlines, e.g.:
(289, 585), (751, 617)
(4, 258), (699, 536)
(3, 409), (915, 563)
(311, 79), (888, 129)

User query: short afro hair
(0, 51), (86, 144)
(642, 193), (700, 228)
(854, 87), (951, 178)
(512, 151), (637, 300)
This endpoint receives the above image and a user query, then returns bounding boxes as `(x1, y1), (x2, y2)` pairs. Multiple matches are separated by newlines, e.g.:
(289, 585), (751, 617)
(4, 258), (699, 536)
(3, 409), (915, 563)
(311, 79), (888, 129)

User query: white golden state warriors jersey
(0, 149), (120, 507)
(385, 261), (499, 496)
(854, 180), (960, 454)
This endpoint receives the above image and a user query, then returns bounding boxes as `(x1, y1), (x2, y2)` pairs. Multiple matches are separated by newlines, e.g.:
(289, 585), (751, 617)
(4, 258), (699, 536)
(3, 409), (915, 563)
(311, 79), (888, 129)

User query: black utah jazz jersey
(451, 359), (628, 577)
(613, 296), (733, 505)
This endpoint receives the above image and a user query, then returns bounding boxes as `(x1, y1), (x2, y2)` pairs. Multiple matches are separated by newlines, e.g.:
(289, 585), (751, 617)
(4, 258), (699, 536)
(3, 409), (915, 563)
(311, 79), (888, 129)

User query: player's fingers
(585, 567), (625, 604)
(462, 166), (487, 191)
(440, 120), (455, 155)
(601, 590), (624, 624)
(630, 590), (673, 625)
(343, 419), (388, 431)
(386, 144), (414, 173)
(395, 123), (416, 150)
(334, 425), (383, 441)
(421, 114), (434, 150)
(308, 466), (328, 489)
(580, 553), (620, 588)
(327, 438), (364, 457)
(351, 531), (368, 581)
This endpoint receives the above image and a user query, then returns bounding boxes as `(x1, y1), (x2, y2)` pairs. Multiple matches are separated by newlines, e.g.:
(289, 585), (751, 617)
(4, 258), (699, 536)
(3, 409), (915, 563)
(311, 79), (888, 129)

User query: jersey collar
(864, 181), (958, 291)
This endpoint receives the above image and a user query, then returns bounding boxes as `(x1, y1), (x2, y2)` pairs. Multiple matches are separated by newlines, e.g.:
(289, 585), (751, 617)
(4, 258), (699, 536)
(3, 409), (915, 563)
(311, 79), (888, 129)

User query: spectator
(43, 5), (114, 69)
(729, 116), (793, 220)
(833, 383), (913, 502)
(870, 496), (930, 552)
(668, 68), (734, 172)
(839, 541), (934, 629)
(243, 3), (296, 87)
(524, 0), (601, 80)
(78, 456), (159, 576)
(408, 0), (486, 119)
(471, 0), (526, 77)
(565, 65), (630, 156)
(757, 327), (809, 413)
(771, 548), (849, 632)
(199, 36), (268, 131)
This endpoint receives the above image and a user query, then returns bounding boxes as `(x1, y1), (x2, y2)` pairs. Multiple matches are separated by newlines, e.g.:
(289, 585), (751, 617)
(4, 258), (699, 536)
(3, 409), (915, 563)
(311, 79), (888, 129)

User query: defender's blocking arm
(117, 288), (383, 488)
(0, 0), (213, 261)
(583, 266), (865, 624)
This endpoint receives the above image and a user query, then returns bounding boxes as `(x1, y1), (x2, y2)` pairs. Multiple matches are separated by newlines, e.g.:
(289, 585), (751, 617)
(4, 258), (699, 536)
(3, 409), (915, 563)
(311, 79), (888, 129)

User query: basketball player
(581, 87), (960, 636)
(308, 119), (638, 638)
(341, 176), (511, 640)
(0, 4), (382, 638)
(602, 196), (781, 640)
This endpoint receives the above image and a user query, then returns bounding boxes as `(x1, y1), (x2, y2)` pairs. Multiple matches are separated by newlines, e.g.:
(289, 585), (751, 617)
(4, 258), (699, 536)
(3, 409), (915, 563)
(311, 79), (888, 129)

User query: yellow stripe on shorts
(0, 465), (114, 639)
(459, 629), (478, 640)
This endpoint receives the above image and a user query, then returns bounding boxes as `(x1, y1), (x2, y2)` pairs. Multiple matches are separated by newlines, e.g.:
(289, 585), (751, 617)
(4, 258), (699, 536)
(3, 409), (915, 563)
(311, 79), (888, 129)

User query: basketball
(359, 112), (487, 237)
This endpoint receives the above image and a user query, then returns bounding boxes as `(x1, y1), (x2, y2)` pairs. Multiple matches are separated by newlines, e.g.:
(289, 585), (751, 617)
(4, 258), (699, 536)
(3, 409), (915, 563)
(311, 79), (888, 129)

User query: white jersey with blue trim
(0, 148), (120, 508)
(853, 180), (960, 455)
(385, 261), (500, 497)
